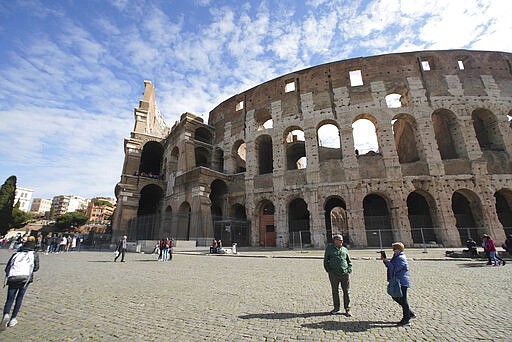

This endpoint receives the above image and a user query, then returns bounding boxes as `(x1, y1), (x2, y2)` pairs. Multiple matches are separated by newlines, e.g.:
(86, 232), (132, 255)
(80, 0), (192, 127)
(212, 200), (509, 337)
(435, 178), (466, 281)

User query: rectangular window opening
(285, 80), (295, 92)
(349, 70), (363, 87)
(457, 60), (465, 70)
(236, 100), (244, 111)
(421, 61), (430, 71)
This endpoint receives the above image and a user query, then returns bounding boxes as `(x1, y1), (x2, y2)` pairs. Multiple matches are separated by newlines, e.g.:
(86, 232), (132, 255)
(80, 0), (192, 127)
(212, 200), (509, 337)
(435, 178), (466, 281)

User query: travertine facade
(112, 50), (512, 248)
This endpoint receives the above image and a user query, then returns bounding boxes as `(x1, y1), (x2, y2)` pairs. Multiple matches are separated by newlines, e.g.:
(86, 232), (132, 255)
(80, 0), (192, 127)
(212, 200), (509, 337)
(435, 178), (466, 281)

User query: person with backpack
(1, 236), (40, 330)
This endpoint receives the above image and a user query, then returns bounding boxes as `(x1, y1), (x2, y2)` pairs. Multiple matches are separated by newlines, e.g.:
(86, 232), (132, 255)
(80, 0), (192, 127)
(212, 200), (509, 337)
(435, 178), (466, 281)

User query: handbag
(387, 275), (403, 297)
(113, 250), (119, 258)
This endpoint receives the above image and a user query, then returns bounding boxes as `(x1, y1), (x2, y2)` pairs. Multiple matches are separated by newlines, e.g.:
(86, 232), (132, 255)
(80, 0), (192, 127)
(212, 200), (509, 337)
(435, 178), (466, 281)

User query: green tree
(55, 212), (88, 231)
(11, 207), (31, 228)
(94, 199), (113, 207)
(0, 175), (17, 235)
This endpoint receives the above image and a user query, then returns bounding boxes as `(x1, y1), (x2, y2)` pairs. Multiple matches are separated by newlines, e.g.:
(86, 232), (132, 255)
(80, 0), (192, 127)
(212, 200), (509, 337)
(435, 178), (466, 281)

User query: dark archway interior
(394, 115), (419, 163)
(138, 184), (163, 216)
(407, 192), (436, 243)
(139, 141), (164, 175)
(134, 184), (164, 240)
(232, 204), (247, 220)
(363, 194), (393, 247)
(257, 135), (273, 174)
(495, 191), (512, 235)
(177, 202), (191, 240)
(432, 110), (458, 160)
(286, 142), (306, 170)
(194, 127), (213, 144)
(288, 198), (310, 244)
(210, 179), (228, 220)
(324, 197), (347, 244)
(195, 147), (210, 167)
(452, 192), (478, 243)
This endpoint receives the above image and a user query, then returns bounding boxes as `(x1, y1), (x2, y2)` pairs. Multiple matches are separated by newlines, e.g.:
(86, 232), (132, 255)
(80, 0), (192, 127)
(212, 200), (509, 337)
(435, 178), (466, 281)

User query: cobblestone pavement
(0, 248), (510, 341)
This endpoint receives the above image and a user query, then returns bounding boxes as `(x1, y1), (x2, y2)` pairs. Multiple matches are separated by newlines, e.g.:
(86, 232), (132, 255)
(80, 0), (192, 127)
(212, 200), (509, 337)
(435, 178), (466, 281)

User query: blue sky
(0, 0), (511, 200)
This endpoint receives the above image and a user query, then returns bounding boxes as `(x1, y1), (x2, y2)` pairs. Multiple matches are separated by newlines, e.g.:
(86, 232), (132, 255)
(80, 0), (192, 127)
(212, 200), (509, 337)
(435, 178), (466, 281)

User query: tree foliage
(55, 212), (88, 231)
(0, 175), (17, 235)
(11, 207), (31, 228)
(94, 199), (113, 207)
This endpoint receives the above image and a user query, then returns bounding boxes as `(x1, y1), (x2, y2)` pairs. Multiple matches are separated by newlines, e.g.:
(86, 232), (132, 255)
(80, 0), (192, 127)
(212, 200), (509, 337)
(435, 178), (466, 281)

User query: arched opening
(452, 190), (485, 244)
(194, 127), (213, 144)
(432, 109), (465, 160)
(495, 189), (512, 236)
(392, 114), (420, 163)
(213, 148), (224, 172)
(162, 205), (172, 237)
(139, 141), (164, 177)
(318, 122), (342, 161)
(352, 116), (379, 155)
(232, 140), (246, 173)
(134, 184), (164, 240)
(176, 202), (191, 240)
(324, 196), (348, 245)
(285, 128), (306, 170)
(259, 200), (275, 247)
(169, 147), (179, 173)
(210, 179), (228, 221)
(472, 109), (505, 151)
(407, 192), (437, 244)
(256, 135), (273, 174)
(195, 146), (210, 168)
(255, 109), (273, 131)
(363, 194), (393, 247)
(288, 198), (310, 245)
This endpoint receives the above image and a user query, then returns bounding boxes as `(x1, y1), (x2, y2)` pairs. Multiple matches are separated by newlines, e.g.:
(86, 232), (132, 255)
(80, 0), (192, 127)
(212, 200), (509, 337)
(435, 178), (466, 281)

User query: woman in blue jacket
(382, 242), (415, 326)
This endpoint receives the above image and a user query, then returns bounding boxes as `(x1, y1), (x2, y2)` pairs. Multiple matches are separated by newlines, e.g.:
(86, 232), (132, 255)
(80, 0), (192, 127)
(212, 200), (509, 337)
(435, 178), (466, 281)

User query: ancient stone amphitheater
(112, 49), (512, 249)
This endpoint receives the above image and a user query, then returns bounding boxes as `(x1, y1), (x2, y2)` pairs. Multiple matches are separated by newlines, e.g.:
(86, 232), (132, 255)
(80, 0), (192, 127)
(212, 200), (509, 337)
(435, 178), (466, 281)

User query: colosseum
(112, 49), (512, 249)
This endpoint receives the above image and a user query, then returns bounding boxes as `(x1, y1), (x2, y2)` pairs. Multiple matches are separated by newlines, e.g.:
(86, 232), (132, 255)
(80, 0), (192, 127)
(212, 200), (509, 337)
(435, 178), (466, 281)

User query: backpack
(6, 251), (35, 285)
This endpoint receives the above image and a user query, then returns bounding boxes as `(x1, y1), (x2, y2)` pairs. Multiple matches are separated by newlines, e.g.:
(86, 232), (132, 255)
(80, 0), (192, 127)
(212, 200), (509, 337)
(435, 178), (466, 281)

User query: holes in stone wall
(458, 60), (465, 70)
(236, 101), (244, 111)
(285, 80), (296, 93)
(421, 61), (430, 71)
(385, 94), (402, 108)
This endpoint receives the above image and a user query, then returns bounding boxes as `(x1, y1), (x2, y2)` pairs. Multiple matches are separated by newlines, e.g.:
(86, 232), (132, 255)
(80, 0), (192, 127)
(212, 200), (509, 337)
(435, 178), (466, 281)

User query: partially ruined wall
(114, 50), (512, 248)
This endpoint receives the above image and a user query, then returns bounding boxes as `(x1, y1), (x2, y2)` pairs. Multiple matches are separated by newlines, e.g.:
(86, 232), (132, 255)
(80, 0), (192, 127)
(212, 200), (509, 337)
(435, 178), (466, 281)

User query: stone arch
(324, 196), (348, 245)
(288, 197), (311, 245)
(317, 121), (342, 161)
(139, 141), (164, 176)
(169, 146), (179, 172)
(392, 113), (420, 163)
(284, 126), (306, 170)
(363, 193), (393, 247)
(255, 108), (273, 130)
(472, 108), (505, 151)
(135, 184), (164, 240)
(194, 127), (213, 144)
(352, 114), (379, 155)
(495, 189), (512, 236)
(232, 140), (246, 173)
(256, 134), (273, 174)
(452, 189), (485, 244)
(210, 179), (228, 221)
(176, 201), (191, 240)
(432, 109), (466, 160)
(257, 199), (275, 247)
(406, 191), (438, 244)
(195, 146), (210, 168)
(213, 148), (224, 172)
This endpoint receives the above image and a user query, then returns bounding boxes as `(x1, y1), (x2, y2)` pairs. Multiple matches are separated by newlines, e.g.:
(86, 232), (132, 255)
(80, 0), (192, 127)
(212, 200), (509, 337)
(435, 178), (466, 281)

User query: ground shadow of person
(301, 320), (397, 333)
(239, 312), (331, 320)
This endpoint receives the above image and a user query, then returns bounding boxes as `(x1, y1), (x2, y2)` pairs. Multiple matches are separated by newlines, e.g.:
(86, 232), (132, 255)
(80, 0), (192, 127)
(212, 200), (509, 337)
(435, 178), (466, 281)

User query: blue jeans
(392, 286), (414, 321)
(3, 283), (29, 318)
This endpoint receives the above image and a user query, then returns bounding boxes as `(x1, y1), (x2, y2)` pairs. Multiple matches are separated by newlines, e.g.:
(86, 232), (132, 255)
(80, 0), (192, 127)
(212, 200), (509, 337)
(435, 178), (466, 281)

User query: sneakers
(345, 309), (352, 317)
(7, 318), (17, 328)
(0, 314), (9, 331)
(397, 319), (410, 326)
(330, 309), (343, 315)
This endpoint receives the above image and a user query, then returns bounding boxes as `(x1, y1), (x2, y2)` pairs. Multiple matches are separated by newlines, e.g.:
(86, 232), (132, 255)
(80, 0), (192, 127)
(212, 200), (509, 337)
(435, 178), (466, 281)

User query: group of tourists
(209, 239), (226, 254)
(154, 237), (174, 262)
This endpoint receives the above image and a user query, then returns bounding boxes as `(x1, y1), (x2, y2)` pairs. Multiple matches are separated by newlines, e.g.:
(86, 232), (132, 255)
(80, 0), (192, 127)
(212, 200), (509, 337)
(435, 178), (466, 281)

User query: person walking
(323, 234), (352, 316)
(114, 236), (127, 262)
(482, 234), (505, 266)
(382, 242), (416, 326)
(1, 236), (40, 330)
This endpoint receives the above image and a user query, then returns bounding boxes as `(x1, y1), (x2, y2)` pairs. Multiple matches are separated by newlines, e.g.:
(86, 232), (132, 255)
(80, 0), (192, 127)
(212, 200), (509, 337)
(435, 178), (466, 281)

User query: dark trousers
(328, 273), (350, 311)
(392, 286), (414, 321)
(114, 249), (126, 262)
(3, 283), (28, 318)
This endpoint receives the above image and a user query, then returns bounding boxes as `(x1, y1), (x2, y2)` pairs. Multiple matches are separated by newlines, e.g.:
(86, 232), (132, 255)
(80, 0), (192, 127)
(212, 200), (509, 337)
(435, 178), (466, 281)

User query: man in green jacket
(324, 234), (352, 316)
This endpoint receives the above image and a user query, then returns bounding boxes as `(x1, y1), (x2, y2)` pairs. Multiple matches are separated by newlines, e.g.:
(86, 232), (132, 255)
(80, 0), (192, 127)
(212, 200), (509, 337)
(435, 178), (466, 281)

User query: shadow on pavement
(457, 262), (489, 268)
(301, 320), (397, 332)
(239, 312), (331, 320)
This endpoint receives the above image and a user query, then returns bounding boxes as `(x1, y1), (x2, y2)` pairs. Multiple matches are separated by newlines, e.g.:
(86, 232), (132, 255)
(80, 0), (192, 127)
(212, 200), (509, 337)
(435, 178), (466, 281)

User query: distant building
(30, 198), (52, 216)
(86, 197), (115, 223)
(51, 195), (88, 217)
(14, 187), (33, 212)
